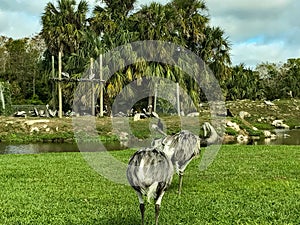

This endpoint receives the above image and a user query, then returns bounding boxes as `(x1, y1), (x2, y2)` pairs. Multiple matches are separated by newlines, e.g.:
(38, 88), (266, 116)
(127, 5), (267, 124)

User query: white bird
(61, 72), (70, 78)
(127, 147), (173, 225)
(89, 73), (95, 80)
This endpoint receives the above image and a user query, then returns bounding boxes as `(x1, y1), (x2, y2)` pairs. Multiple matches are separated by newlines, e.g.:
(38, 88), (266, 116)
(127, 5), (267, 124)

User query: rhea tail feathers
(146, 181), (159, 203)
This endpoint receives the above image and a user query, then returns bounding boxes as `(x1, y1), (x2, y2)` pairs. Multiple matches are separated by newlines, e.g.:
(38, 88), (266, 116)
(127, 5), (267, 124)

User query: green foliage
(0, 146), (299, 224)
(256, 60), (300, 100)
(0, 82), (13, 115)
(1, 0), (299, 109)
(223, 64), (262, 100)
(225, 127), (238, 136)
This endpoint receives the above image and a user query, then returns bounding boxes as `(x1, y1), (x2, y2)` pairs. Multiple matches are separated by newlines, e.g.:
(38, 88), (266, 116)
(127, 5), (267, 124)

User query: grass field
(0, 145), (299, 225)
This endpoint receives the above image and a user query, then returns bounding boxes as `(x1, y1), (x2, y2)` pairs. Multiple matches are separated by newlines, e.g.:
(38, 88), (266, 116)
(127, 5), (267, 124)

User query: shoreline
(0, 99), (299, 144)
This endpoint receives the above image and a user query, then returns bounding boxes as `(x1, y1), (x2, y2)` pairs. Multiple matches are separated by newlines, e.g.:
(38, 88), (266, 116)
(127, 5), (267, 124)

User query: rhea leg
(140, 203), (145, 225)
(178, 172), (183, 194)
(155, 204), (160, 225)
(155, 192), (165, 225)
(137, 192), (145, 225)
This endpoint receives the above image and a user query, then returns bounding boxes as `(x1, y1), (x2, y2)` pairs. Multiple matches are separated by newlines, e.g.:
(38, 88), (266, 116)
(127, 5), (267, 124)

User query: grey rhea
(127, 147), (174, 225)
(152, 130), (200, 194)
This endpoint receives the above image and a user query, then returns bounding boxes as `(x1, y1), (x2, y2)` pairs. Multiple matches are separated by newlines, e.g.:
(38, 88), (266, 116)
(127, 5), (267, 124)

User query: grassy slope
(0, 99), (299, 143)
(0, 145), (299, 224)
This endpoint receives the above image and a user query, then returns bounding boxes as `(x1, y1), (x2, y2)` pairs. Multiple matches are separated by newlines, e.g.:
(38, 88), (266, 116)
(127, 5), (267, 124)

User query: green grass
(0, 145), (299, 224)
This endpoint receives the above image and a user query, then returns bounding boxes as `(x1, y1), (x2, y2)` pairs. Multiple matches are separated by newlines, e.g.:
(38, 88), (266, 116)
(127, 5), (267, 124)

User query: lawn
(0, 145), (299, 224)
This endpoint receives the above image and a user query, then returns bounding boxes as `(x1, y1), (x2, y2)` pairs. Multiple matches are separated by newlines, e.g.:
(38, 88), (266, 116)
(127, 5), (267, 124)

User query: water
(0, 141), (127, 155)
(258, 129), (300, 145)
(0, 130), (299, 154)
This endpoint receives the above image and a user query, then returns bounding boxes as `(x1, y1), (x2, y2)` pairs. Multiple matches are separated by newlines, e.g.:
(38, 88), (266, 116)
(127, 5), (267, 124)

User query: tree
(224, 64), (261, 100)
(41, 0), (89, 57)
(0, 37), (48, 104)
(41, 0), (89, 110)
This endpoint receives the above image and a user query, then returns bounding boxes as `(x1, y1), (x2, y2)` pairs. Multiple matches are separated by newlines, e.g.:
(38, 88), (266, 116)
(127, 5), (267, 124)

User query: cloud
(0, 0), (98, 38)
(0, 0), (299, 67)
(206, 0), (300, 66)
(232, 39), (300, 69)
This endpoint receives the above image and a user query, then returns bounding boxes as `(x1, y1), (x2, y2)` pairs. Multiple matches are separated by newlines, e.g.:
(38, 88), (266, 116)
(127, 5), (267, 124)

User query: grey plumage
(152, 130), (200, 194)
(127, 147), (173, 225)
(201, 122), (221, 146)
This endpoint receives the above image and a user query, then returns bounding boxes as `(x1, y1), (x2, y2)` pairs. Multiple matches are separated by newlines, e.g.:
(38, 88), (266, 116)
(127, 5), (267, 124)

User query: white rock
(187, 112), (199, 117)
(263, 130), (272, 138)
(30, 127), (39, 133)
(133, 114), (141, 121)
(226, 121), (240, 131)
(237, 134), (248, 143)
(25, 119), (50, 126)
(239, 111), (250, 119)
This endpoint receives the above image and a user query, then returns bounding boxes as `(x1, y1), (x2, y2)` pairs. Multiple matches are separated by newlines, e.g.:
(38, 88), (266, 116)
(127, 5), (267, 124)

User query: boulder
(272, 120), (290, 129)
(239, 111), (251, 119)
(263, 130), (272, 138)
(226, 121), (240, 131)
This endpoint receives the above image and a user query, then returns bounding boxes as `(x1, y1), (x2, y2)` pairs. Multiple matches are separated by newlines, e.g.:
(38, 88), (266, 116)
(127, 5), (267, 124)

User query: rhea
(152, 129), (200, 194)
(127, 147), (173, 225)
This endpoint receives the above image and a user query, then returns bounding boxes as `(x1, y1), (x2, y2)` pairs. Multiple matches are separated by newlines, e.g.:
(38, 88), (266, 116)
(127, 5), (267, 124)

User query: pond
(254, 129), (300, 145)
(0, 129), (299, 154)
(0, 141), (127, 155)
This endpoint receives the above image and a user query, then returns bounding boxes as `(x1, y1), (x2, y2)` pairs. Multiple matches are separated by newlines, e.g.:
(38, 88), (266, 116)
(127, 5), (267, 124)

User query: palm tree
(168, 0), (209, 48)
(41, 0), (89, 111)
(41, 0), (89, 57)
(200, 27), (231, 82)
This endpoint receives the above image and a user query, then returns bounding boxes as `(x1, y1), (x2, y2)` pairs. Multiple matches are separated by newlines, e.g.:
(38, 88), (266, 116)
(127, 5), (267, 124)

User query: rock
(264, 100), (275, 106)
(30, 127), (39, 133)
(263, 130), (272, 138)
(239, 111), (250, 119)
(25, 119), (50, 126)
(133, 113), (141, 121)
(186, 112), (199, 117)
(272, 120), (290, 129)
(226, 121), (240, 131)
(237, 134), (248, 144)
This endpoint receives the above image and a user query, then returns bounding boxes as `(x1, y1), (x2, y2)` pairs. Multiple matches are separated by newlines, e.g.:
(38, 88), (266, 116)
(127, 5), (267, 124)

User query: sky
(0, 0), (299, 68)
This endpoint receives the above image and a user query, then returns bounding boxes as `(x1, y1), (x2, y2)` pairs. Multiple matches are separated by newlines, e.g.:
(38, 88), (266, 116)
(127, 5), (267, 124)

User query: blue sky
(0, 0), (299, 68)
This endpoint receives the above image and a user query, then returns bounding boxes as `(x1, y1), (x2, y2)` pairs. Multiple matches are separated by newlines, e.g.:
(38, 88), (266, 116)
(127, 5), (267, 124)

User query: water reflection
(0, 129), (299, 154)
(0, 143), (79, 154)
(0, 141), (127, 155)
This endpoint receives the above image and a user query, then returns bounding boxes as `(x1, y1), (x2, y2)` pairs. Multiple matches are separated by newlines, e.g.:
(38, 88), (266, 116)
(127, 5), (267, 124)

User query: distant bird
(142, 108), (151, 117)
(157, 119), (164, 131)
(89, 73), (95, 80)
(226, 108), (234, 117)
(264, 100), (275, 106)
(201, 122), (222, 146)
(152, 130), (200, 194)
(142, 105), (160, 118)
(61, 72), (70, 78)
(46, 104), (57, 117)
(127, 147), (173, 225)
(14, 110), (26, 117)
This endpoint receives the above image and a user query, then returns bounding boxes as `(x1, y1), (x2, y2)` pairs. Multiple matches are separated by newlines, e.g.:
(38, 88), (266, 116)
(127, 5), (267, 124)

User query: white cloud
(232, 41), (300, 68)
(207, 0), (300, 67)
(0, 0), (299, 67)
